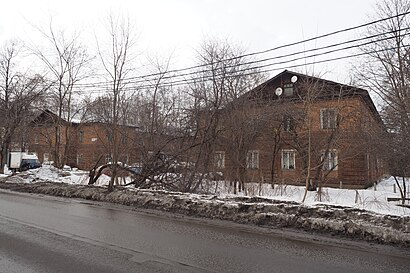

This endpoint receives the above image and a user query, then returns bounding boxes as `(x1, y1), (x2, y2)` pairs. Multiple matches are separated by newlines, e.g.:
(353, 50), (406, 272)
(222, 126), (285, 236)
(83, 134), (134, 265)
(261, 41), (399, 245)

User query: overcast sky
(1, 0), (378, 83)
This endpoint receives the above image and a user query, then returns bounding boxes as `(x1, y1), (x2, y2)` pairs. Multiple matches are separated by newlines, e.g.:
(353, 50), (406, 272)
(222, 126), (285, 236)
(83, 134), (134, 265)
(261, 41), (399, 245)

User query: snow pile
(0, 181), (408, 246)
(3, 165), (113, 186)
(204, 178), (409, 216)
(1, 166), (409, 217)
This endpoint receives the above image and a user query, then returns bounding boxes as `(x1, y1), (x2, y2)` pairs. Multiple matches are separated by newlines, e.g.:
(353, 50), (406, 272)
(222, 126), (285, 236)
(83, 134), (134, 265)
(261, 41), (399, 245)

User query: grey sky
(1, 0), (378, 82)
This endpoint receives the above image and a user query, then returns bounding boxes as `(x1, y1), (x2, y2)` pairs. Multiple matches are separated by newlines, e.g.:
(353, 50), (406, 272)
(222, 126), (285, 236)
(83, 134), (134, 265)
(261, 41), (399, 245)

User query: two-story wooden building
(28, 110), (174, 170)
(212, 70), (385, 188)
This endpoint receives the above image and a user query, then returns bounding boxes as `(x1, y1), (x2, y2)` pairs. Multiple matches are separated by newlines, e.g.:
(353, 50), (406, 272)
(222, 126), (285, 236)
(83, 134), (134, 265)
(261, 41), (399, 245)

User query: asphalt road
(0, 189), (409, 273)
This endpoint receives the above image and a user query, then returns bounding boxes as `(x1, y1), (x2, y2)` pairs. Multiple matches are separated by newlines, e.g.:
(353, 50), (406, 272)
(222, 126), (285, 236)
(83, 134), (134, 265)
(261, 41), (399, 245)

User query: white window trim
(320, 108), (337, 129)
(43, 153), (49, 162)
(282, 149), (296, 170)
(76, 153), (83, 165)
(283, 115), (294, 132)
(106, 154), (112, 163)
(79, 130), (84, 143)
(214, 151), (225, 169)
(322, 150), (338, 171)
(247, 150), (259, 169)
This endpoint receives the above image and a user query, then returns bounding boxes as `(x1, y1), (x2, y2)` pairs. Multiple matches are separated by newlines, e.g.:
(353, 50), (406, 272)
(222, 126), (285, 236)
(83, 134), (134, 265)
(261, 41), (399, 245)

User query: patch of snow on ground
(3, 166), (409, 216)
(206, 178), (409, 216)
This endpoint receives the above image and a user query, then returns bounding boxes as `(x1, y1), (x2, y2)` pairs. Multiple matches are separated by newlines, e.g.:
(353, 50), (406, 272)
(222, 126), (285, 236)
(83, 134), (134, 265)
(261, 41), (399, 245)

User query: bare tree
(0, 41), (46, 173)
(30, 21), (90, 168)
(96, 13), (137, 191)
(181, 39), (265, 193)
(356, 0), (410, 203)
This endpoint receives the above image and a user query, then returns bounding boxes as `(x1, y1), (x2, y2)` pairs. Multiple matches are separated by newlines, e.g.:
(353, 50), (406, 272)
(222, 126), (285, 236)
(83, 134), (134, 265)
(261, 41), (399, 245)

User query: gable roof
(31, 109), (70, 125)
(246, 70), (383, 124)
(31, 109), (141, 130)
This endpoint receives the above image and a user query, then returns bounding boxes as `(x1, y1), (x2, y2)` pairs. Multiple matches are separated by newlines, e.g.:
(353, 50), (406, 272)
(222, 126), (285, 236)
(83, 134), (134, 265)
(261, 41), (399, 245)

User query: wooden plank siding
(212, 70), (387, 188)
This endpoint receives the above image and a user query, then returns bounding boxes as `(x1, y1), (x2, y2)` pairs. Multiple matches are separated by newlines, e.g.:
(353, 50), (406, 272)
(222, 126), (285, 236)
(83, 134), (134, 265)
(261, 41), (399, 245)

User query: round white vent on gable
(275, 87), (283, 96)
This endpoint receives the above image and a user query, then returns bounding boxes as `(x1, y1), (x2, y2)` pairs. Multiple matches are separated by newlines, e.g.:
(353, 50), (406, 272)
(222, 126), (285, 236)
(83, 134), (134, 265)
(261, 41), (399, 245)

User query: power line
(70, 28), (410, 93)
(71, 43), (410, 95)
(76, 27), (410, 90)
(71, 10), (410, 88)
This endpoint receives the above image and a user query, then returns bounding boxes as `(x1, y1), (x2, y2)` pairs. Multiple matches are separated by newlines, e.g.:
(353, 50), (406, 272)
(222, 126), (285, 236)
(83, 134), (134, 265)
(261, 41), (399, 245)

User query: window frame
(76, 153), (83, 165)
(246, 150), (259, 169)
(322, 150), (338, 171)
(283, 83), (294, 97)
(79, 130), (84, 143)
(282, 149), (296, 170)
(105, 154), (112, 163)
(283, 115), (294, 132)
(320, 108), (338, 129)
(214, 151), (225, 169)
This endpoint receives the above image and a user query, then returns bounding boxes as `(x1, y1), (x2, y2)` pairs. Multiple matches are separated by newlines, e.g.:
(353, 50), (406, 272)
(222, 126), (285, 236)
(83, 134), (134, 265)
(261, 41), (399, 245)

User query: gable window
(34, 134), (39, 144)
(322, 150), (338, 171)
(79, 130), (84, 143)
(283, 115), (294, 132)
(247, 150), (259, 169)
(320, 108), (337, 129)
(283, 83), (294, 97)
(214, 151), (225, 169)
(282, 149), (296, 170)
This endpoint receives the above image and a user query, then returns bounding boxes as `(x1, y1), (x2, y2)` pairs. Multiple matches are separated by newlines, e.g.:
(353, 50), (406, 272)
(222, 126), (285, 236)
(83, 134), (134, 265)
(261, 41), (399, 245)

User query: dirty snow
(4, 165), (410, 216)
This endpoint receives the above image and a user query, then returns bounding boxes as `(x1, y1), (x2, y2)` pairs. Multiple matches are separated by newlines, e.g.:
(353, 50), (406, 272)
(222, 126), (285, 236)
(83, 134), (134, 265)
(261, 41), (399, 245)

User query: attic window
(283, 83), (294, 96)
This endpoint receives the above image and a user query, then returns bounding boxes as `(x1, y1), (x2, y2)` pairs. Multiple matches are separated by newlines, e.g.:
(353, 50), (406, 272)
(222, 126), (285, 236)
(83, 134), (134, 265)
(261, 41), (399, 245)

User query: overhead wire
(37, 11), (410, 96)
(70, 42), (410, 95)
(70, 30), (410, 94)
(70, 10), (410, 89)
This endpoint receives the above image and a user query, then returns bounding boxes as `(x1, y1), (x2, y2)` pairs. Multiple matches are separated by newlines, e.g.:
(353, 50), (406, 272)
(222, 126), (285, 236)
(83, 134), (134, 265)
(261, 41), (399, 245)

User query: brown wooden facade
(212, 70), (386, 188)
(28, 111), (172, 170)
(26, 71), (386, 188)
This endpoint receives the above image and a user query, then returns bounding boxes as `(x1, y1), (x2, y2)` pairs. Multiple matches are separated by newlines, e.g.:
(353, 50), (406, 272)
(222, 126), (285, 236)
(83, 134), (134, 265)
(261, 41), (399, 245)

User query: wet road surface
(0, 189), (409, 273)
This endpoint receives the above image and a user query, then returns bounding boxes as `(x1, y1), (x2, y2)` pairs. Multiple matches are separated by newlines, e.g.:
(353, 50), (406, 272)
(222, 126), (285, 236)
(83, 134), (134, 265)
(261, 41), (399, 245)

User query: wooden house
(28, 110), (175, 170)
(212, 70), (386, 188)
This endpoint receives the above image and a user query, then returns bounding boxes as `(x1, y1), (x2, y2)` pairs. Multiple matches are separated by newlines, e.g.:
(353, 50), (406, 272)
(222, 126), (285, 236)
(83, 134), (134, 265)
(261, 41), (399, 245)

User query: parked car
(127, 165), (143, 175)
(8, 152), (42, 172)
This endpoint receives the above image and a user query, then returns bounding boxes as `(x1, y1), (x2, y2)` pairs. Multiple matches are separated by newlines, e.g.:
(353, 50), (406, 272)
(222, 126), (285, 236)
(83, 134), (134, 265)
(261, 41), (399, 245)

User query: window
(107, 133), (113, 142)
(283, 115), (294, 132)
(91, 137), (98, 142)
(214, 151), (225, 169)
(247, 150), (259, 169)
(148, 151), (154, 159)
(34, 134), (39, 144)
(79, 131), (84, 143)
(43, 153), (49, 162)
(322, 150), (338, 171)
(121, 134), (127, 144)
(76, 153), (83, 165)
(283, 83), (294, 97)
(320, 108), (337, 129)
(282, 150), (296, 170)
(105, 154), (112, 163)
